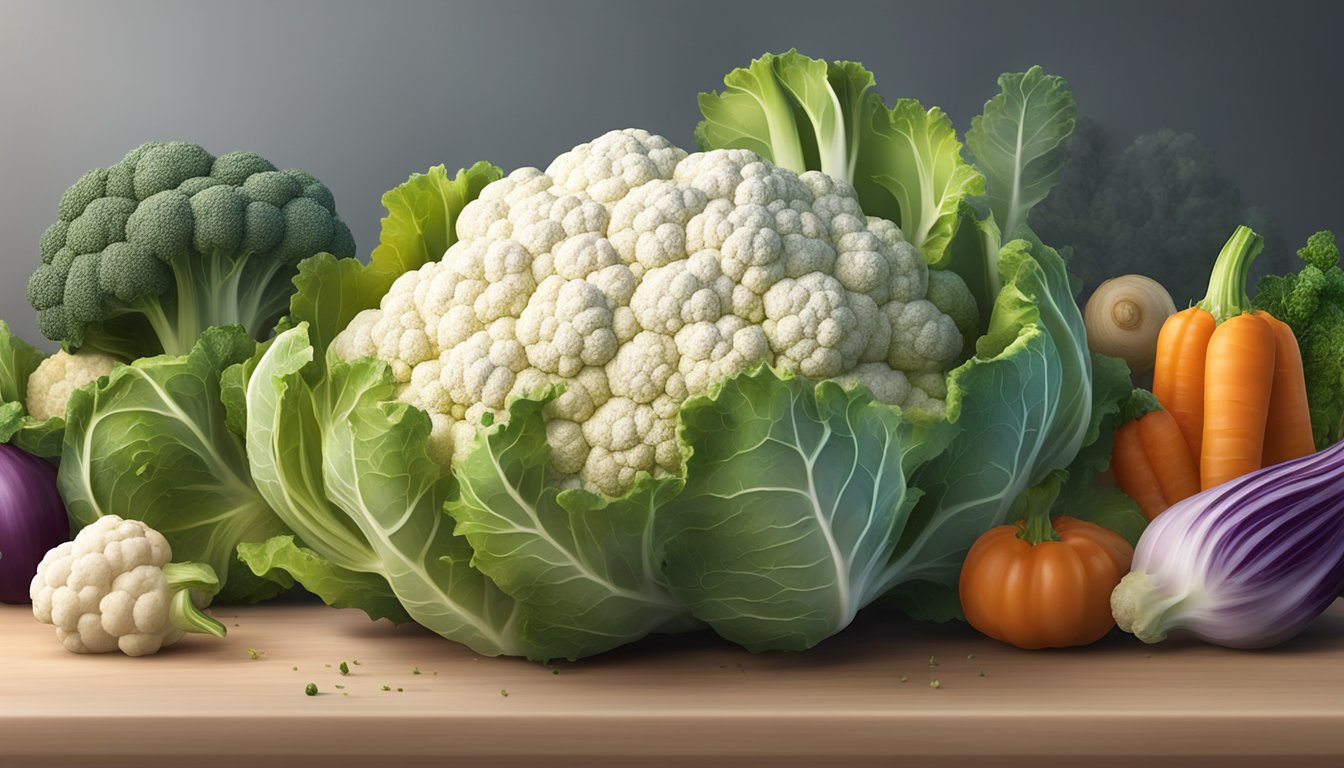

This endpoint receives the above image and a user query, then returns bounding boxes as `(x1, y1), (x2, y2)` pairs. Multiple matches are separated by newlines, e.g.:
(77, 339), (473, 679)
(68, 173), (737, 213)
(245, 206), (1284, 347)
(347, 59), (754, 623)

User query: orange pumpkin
(959, 473), (1134, 650)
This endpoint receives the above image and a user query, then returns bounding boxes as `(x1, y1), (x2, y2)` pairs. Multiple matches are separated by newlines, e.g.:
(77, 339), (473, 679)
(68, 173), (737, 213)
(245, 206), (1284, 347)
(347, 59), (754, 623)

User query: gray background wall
(2, 0), (1340, 349)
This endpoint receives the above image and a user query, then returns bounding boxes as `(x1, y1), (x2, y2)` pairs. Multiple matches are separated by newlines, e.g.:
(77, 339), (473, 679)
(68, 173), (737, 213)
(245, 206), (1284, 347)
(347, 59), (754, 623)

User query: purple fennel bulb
(1111, 439), (1344, 648)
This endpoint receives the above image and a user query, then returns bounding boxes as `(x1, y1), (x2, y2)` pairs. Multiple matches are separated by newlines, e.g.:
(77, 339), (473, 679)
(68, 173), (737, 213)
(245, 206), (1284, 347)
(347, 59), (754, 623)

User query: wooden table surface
(2, 599), (1343, 767)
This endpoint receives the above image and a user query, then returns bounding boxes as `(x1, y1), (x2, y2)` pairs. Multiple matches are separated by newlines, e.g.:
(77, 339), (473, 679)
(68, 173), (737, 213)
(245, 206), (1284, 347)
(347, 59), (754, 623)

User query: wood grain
(2, 599), (1342, 767)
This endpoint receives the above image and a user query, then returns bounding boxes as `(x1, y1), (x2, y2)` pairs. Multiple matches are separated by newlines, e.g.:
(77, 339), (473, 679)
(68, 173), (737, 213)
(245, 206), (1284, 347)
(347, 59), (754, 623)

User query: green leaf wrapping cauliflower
(331, 129), (965, 496)
(30, 515), (226, 656)
(28, 141), (357, 360)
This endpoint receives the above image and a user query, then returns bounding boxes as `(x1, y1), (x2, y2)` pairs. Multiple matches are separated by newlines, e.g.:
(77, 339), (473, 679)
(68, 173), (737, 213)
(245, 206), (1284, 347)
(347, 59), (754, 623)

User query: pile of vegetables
(1, 50), (1340, 660)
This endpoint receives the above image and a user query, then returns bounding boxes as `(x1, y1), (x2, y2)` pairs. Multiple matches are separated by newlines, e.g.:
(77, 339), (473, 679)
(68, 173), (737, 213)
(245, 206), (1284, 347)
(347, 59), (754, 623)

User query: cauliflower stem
(162, 561), (228, 638)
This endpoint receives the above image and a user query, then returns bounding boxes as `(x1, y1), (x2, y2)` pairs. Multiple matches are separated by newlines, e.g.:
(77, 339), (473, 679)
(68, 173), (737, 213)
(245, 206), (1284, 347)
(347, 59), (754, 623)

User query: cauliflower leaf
(655, 367), (954, 651)
(58, 325), (291, 604)
(696, 51), (985, 268)
(964, 66), (1077, 239)
(450, 391), (692, 660)
(885, 235), (1112, 619)
(237, 535), (411, 625)
(0, 320), (66, 457)
(243, 323), (530, 656)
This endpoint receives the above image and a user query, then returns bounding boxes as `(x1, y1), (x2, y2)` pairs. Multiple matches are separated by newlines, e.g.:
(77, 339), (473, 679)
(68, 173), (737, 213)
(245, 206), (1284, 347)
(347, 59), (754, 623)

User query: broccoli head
(28, 141), (356, 359)
(1031, 120), (1288, 306)
(1253, 230), (1344, 449)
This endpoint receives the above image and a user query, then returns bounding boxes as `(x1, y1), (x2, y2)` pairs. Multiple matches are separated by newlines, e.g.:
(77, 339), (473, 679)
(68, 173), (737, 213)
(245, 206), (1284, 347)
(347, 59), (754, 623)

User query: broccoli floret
(1252, 230), (1344, 449)
(1297, 230), (1340, 272)
(28, 141), (356, 359)
(1031, 120), (1289, 306)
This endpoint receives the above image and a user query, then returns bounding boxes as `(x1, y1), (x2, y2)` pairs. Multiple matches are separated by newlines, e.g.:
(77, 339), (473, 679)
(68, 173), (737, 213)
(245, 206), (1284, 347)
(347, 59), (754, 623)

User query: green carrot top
(1197, 225), (1264, 323)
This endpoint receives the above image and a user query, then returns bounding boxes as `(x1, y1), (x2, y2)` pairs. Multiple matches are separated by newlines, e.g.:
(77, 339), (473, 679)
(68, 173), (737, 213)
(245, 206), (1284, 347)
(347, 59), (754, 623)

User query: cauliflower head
(25, 348), (121, 420)
(333, 129), (964, 496)
(30, 515), (225, 656)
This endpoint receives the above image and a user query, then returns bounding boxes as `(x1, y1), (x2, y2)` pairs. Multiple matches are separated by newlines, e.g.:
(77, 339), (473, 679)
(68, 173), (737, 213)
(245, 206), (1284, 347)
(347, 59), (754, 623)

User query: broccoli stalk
(28, 141), (355, 360)
(1253, 230), (1344, 449)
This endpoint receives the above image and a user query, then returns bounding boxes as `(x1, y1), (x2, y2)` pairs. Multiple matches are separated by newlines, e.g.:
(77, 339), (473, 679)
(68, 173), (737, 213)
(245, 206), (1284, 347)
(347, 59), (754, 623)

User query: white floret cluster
(25, 348), (121, 420)
(30, 515), (185, 657)
(333, 129), (962, 495)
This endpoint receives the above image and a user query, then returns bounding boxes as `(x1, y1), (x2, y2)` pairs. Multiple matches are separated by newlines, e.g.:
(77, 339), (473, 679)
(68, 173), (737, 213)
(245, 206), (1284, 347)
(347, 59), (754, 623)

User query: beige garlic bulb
(1083, 275), (1176, 375)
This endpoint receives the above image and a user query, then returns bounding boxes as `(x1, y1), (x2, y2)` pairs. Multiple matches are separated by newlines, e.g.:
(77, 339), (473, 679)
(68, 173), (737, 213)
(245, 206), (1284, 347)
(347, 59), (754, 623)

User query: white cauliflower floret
(883, 300), (964, 373)
(30, 516), (225, 657)
(548, 129), (685, 204)
(762, 273), (865, 377)
(834, 363), (913, 407)
(582, 397), (679, 495)
(676, 316), (771, 393)
(25, 349), (121, 420)
(332, 129), (966, 496)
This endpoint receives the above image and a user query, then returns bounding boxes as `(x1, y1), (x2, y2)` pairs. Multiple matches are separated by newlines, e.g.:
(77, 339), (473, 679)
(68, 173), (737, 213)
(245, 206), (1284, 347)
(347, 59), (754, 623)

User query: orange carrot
(1135, 408), (1201, 509)
(1110, 389), (1201, 521)
(1152, 307), (1215, 461)
(1200, 313), (1276, 490)
(1112, 421), (1167, 521)
(1256, 311), (1316, 466)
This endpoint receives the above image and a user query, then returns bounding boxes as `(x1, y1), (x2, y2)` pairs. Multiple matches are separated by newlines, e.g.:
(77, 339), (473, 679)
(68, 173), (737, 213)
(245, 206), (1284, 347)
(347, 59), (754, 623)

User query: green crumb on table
(292, 666), (298, 671)
(966, 653), (975, 660)
(551, 668), (560, 675)
(979, 670), (987, 677)
(334, 684), (345, 690)
(397, 688), (404, 692)
(324, 664), (332, 668)
(899, 675), (908, 683)
(305, 683), (318, 696)
(352, 660), (361, 666)
(342, 692), (348, 697)
(501, 689), (510, 698)
(929, 679), (941, 689)
(381, 684), (391, 692)
(246, 648), (262, 660)
(412, 667), (421, 675)
(339, 662), (349, 675)
(928, 656), (939, 667)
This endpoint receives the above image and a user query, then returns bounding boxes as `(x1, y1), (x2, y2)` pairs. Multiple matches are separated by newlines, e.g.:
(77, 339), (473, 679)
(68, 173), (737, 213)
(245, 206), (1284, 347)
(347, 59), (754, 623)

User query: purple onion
(1111, 439), (1344, 648)
(0, 444), (68, 603)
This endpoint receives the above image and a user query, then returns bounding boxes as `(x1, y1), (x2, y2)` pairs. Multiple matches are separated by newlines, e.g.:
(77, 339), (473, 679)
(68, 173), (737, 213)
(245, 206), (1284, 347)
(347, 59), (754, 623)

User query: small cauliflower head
(30, 515), (225, 656)
(333, 129), (965, 496)
(25, 349), (121, 420)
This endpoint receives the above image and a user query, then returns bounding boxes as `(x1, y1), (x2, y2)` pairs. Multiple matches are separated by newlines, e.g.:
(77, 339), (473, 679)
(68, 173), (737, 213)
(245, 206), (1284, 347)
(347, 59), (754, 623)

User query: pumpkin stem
(1013, 469), (1068, 546)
